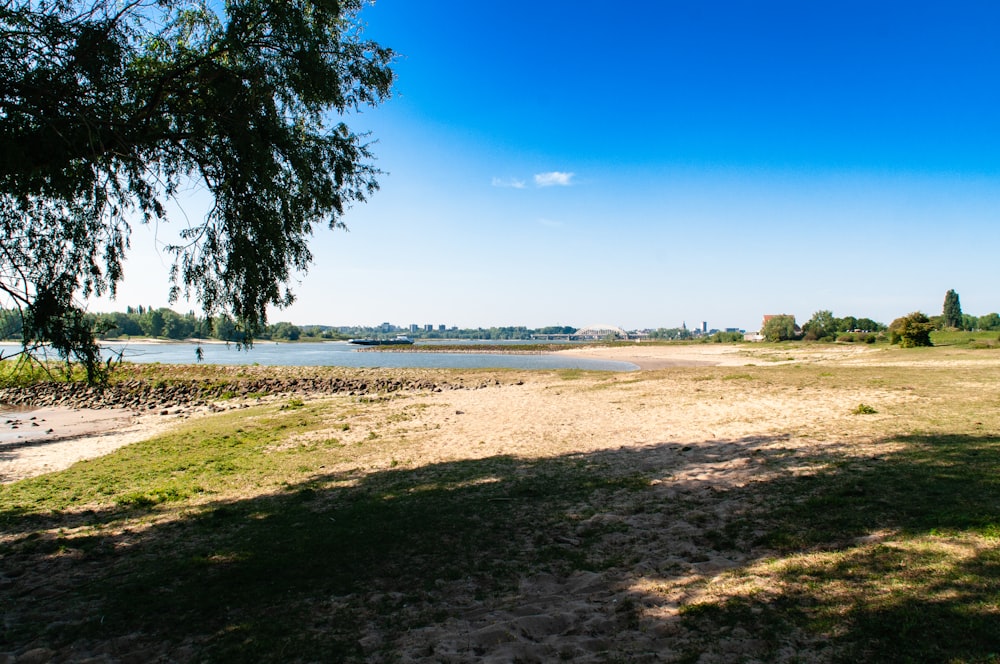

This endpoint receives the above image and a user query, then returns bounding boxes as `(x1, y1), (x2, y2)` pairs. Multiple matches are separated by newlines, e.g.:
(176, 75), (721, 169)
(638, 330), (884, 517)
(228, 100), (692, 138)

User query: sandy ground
(0, 343), (878, 484)
(269, 342), (914, 662)
(560, 342), (755, 369)
(1, 407), (179, 483)
(1, 342), (965, 661)
(0, 345), (723, 483)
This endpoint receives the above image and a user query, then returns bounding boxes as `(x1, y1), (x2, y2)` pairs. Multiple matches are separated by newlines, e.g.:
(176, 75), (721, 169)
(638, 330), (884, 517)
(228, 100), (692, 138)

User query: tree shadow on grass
(2, 433), (1000, 662)
(673, 433), (1000, 663)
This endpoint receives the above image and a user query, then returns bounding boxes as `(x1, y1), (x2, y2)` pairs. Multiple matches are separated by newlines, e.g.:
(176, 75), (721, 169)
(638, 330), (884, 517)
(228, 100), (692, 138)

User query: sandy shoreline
(0, 344), (805, 484)
(0, 407), (178, 483)
(556, 343), (754, 369)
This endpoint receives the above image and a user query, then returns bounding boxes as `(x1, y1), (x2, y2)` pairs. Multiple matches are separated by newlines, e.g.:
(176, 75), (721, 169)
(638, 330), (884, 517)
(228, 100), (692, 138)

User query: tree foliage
(801, 310), (886, 341)
(888, 312), (934, 348)
(761, 315), (798, 342)
(977, 313), (1000, 331)
(801, 310), (837, 341)
(0, 306), (309, 342)
(942, 289), (963, 329)
(1, 0), (394, 380)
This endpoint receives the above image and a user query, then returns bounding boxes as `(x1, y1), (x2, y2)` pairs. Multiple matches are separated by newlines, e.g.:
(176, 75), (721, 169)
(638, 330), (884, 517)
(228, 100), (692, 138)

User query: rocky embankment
(0, 369), (521, 414)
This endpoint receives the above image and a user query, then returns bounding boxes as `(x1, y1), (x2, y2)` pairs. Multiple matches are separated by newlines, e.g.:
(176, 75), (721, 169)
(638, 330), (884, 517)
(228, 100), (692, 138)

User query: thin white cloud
(534, 171), (574, 187)
(491, 176), (526, 189)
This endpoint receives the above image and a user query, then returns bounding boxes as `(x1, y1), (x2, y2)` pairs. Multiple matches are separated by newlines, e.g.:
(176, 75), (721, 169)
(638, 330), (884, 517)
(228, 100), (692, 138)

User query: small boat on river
(348, 335), (415, 346)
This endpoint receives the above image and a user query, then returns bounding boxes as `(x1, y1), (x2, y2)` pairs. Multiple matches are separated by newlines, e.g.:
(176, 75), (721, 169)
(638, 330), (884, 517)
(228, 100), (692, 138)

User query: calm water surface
(0, 341), (637, 372)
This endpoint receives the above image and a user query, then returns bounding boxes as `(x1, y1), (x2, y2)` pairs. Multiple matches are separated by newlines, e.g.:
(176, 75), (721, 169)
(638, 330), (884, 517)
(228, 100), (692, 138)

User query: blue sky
(99, 1), (1000, 331)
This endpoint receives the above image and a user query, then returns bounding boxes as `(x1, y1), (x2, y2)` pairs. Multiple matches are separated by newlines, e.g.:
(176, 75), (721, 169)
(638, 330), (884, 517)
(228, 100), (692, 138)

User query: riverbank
(360, 342), (881, 371)
(0, 345), (882, 483)
(3, 345), (1000, 661)
(556, 342), (750, 369)
(0, 365), (520, 483)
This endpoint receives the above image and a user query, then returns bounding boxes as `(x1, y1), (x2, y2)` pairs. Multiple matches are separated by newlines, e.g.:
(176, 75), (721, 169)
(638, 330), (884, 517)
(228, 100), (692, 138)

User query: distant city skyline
(90, 1), (1000, 333)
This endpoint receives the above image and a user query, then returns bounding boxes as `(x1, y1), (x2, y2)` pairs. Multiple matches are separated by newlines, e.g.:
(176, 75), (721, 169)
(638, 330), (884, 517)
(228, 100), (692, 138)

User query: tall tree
(1, 0), (394, 380)
(942, 289), (963, 329)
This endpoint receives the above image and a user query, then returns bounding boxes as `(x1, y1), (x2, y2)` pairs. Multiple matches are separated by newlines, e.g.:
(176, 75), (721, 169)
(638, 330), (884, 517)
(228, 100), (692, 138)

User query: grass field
(2, 343), (1000, 662)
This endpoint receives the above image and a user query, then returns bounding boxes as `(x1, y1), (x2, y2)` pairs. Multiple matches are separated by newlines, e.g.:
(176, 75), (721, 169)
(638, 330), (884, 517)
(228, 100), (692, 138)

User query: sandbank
(1, 406), (174, 483)
(557, 342), (753, 370)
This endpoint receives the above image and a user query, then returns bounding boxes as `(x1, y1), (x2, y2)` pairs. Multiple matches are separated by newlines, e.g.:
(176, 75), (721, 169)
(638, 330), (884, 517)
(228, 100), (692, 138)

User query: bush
(709, 331), (744, 343)
(889, 312), (934, 348)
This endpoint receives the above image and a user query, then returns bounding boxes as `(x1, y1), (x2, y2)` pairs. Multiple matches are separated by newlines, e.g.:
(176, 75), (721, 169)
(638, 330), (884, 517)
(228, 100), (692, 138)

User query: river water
(0, 341), (638, 372)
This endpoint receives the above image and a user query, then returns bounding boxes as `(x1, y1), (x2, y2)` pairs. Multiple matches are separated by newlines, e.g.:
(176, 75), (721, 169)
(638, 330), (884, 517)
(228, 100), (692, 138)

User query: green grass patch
(0, 403), (337, 515)
(0, 357), (88, 387)
(930, 329), (1000, 346)
(722, 373), (755, 381)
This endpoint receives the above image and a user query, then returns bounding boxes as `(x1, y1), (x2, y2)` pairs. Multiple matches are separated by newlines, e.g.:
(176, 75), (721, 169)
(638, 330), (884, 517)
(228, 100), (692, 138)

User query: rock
(468, 625), (516, 647)
(15, 648), (54, 664)
(0, 369), (479, 413)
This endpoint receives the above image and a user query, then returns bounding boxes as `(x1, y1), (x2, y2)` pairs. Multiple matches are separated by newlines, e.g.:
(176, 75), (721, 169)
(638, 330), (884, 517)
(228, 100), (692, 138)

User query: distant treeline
(761, 300), (1000, 343)
(0, 309), (584, 343)
(379, 326), (579, 341)
(0, 306), (311, 343)
(5, 303), (994, 346)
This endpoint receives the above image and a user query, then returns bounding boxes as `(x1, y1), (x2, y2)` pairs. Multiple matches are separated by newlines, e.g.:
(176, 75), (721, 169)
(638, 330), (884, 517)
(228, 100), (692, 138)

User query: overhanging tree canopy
(0, 0), (394, 379)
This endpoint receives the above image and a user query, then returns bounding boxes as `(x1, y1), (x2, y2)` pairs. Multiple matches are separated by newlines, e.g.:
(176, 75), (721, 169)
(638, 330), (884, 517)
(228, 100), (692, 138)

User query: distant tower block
(702, 321), (707, 333)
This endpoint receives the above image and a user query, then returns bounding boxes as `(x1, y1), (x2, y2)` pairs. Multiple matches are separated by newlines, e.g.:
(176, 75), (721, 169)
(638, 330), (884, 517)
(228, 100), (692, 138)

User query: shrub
(888, 312), (934, 348)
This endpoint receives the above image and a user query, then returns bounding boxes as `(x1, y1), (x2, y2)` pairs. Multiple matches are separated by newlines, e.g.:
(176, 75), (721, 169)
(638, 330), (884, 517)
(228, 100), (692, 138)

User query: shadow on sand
(2, 433), (999, 662)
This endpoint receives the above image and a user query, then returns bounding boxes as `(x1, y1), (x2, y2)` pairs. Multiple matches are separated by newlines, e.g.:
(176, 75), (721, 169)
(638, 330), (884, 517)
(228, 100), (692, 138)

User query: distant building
(438, 324), (446, 332)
